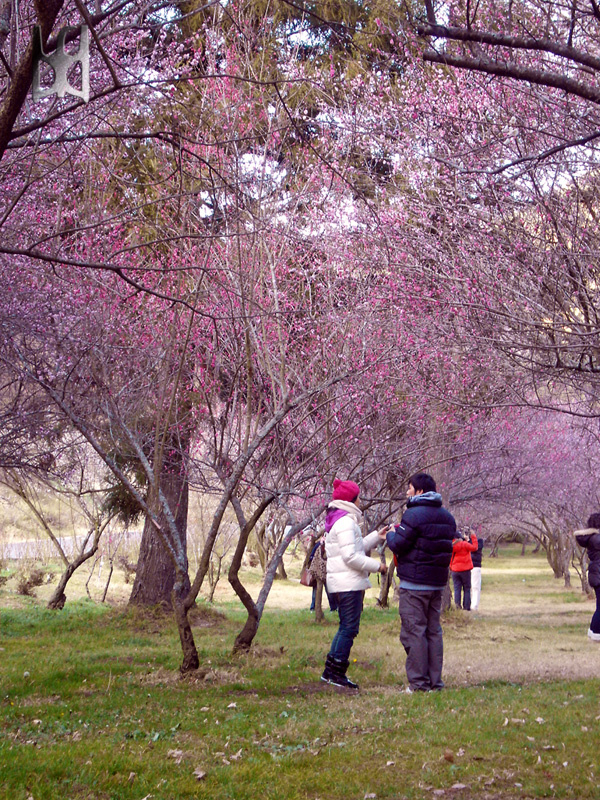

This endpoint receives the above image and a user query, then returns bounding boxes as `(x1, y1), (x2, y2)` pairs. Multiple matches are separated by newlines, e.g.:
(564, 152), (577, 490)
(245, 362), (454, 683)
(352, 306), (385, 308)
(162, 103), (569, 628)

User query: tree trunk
(276, 559), (287, 580)
(101, 561), (114, 603)
(236, 514), (323, 651)
(0, 2), (66, 159)
(129, 464), (191, 608)
(229, 496), (274, 653)
(377, 560), (395, 608)
(47, 535), (102, 609)
(233, 605), (260, 653)
(314, 579), (324, 623)
(441, 579), (452, 612)
(254, 522), (269, 573)
(207, 556), (222, 602)
(47, 564), (74, 609)
(488, 534), (503, 557)
(581, 551), (591, 594)
(174, 596), (199, 673)
(561, 535), (572, 588)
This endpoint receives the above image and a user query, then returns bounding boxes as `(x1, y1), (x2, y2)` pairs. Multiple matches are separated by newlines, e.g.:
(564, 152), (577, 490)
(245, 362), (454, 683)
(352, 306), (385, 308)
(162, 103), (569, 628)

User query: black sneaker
(328, 673), (359, 690)
(320, 667), (336, 683)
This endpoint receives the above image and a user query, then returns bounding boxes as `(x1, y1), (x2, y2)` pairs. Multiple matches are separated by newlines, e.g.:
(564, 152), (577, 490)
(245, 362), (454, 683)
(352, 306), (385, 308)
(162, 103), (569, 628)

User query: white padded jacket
(325, 514), (382, 593)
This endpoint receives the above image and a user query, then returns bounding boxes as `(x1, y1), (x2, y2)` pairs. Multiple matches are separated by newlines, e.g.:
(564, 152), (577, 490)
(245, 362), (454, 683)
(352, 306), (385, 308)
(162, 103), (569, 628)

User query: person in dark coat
(471, 535), (484, 611)
(386, 472), (456, 692)
(575, 512), (600, 641)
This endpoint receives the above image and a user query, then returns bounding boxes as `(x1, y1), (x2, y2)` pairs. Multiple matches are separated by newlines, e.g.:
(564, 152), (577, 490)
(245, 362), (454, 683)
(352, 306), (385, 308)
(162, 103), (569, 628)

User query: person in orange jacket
(450, 528), (478, 610)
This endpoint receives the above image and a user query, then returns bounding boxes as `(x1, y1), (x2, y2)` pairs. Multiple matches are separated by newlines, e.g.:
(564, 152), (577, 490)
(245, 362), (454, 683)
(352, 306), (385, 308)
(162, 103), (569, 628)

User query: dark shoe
(328, 657), (359, 690)
(329, 673), (359, 689)
(320, 654), (337, 683)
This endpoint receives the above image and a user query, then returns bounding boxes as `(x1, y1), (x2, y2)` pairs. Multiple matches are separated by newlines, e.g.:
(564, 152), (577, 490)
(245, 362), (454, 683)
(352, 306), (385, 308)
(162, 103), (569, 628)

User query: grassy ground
(1, 546), (600, 800)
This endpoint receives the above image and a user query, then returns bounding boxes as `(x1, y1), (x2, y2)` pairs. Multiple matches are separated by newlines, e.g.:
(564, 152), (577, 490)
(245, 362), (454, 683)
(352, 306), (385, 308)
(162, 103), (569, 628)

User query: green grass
(1, 547), (600, 799)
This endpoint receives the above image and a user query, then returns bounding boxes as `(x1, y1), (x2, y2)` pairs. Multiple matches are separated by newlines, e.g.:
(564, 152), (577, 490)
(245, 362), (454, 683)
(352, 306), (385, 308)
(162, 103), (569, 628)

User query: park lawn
(1, 547), (600, 800)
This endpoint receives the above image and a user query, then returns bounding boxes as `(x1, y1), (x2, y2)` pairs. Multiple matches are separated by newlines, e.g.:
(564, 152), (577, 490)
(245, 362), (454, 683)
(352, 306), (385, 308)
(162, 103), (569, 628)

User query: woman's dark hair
(409, 472), (437, 494)
(587, 512), (600, 529)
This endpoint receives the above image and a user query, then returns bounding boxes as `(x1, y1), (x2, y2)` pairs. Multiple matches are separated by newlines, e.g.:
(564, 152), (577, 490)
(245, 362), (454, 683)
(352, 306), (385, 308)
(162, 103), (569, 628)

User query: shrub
(16, 565), (46, 597)
(118, 555), (137, 584)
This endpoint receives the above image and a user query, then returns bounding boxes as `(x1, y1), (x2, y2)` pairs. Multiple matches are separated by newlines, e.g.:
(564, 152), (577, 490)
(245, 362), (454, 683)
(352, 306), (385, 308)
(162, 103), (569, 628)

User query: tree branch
(417, 22), (600, 73)
(422, 49), (600, 107)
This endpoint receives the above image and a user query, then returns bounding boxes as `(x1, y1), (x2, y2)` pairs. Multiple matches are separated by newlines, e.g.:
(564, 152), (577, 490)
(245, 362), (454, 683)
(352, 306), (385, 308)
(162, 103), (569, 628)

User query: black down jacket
(575, 528), (600, 588)
(386, 492), (456, 588)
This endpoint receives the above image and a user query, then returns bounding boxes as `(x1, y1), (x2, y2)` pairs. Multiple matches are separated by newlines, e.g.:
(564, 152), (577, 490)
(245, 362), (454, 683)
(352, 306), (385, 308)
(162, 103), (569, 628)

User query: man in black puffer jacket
(575, 512), (600, 641)
(386, 472), (456, 692)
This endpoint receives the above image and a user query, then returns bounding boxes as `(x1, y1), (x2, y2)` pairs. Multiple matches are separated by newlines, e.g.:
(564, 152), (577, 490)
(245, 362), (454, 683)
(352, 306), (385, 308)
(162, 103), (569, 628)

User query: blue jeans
(310, 583), (338, 612)
(591, 586), (600, 634)
(452, 570), (472, 610)
(328, 590), (364, 662)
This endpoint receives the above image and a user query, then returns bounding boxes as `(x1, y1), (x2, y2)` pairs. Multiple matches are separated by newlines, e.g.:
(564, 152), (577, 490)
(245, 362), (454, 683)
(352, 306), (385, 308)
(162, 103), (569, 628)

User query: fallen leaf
(227, 702), (237, 709)
(364, 794), (377, 799)
(510, 718), (526, 724)
(386, 761), (395, 767)
(450, 783), (468, 790)
(536, 717), (545, 724)
(443, 749), (454, 763)
(128, 772), (136, 783)
(230, 748), (243, 761)
(193, 767), (207, 781)
(167, 749), (184, 765)
(502, 717), (508, 727)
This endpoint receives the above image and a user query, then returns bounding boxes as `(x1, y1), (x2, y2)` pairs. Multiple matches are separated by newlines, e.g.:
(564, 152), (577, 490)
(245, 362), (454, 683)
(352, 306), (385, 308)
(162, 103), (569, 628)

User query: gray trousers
(399, 588), (444, 691)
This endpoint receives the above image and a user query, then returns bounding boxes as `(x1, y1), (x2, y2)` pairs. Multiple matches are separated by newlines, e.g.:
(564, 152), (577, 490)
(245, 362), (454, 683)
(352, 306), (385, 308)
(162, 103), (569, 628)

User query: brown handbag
(300, 566), (315, 587)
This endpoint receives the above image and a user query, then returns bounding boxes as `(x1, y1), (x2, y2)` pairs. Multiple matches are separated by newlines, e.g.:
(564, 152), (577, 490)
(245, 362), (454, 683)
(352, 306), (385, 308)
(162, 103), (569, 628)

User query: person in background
(470, 534), (485, 611)
(386, 472), (456, 693)
(575, 513), (600, 642)
(309, 535), (337, 613)
(321, 479), (388, 690)
(450, 527), (478, 611)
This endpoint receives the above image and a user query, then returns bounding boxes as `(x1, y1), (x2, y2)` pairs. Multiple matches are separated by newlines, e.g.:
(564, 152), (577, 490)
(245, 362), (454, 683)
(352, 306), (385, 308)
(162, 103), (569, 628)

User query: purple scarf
(325, 507), (348, 532)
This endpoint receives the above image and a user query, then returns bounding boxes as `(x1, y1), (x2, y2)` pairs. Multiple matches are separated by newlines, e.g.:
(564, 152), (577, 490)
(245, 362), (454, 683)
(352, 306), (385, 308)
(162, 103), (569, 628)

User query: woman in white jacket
(321, 479), (388, 689)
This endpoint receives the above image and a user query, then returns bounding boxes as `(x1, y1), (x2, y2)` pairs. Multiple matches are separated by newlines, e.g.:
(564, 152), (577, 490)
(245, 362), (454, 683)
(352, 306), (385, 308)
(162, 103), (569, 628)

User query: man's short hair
(409, 472), (437, 493)
(587, 512), (600, 529)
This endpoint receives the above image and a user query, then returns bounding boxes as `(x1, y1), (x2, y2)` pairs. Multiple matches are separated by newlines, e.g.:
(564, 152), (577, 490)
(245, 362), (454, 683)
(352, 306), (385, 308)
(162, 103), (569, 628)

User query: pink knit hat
(332, 478), (360, 502)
